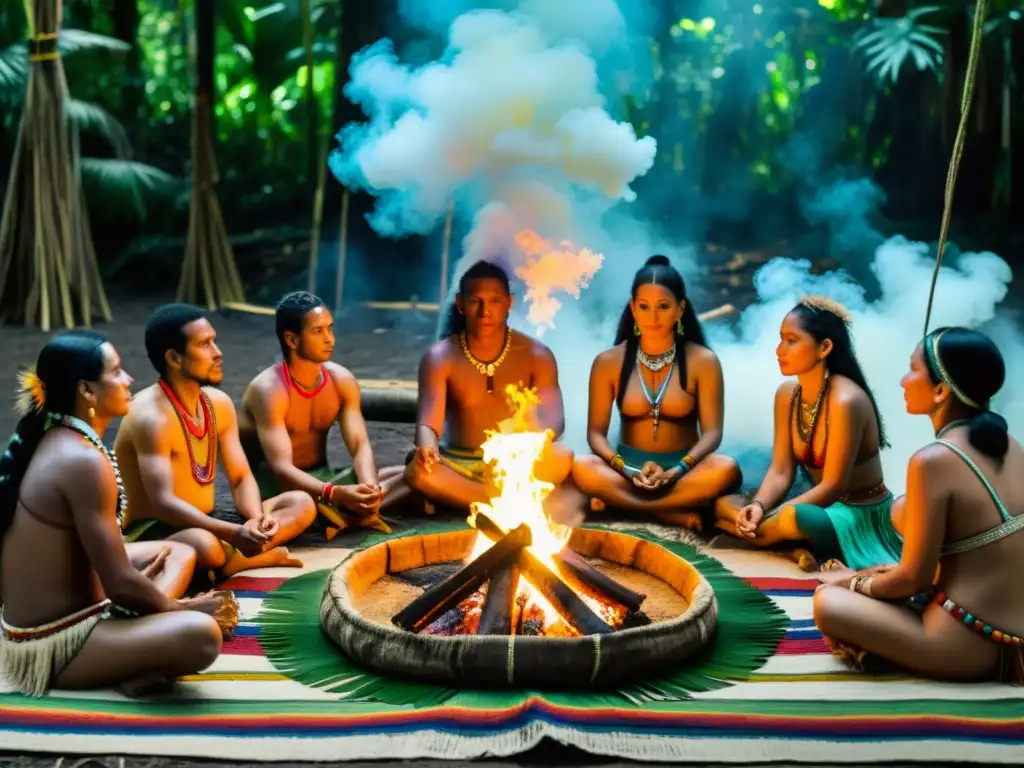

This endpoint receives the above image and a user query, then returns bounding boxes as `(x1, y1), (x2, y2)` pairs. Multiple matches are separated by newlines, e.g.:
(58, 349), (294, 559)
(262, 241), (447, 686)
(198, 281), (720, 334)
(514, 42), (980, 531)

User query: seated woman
(0, 331), (238, 698)
(714, 297), (899, 571)
(815, 328), (1023, 683)
(572, 255), (741, 530)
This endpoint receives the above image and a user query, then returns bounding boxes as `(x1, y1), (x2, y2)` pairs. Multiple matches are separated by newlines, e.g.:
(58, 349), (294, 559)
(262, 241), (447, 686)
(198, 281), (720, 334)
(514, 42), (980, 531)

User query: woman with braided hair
(572, 255), (742, 529)
(0, 331), (237, 697)
(815, 328), (1023, 683)
(715, 297), (900, 571)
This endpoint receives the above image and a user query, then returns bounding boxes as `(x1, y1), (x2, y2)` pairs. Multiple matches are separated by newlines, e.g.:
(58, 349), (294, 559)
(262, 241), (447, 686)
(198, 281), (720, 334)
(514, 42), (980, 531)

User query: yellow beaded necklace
(459, 328), (512, 394)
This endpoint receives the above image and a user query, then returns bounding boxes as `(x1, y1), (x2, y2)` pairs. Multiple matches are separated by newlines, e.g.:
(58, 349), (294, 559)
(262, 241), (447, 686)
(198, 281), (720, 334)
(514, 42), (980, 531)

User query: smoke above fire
(333, 1), (1023, 495)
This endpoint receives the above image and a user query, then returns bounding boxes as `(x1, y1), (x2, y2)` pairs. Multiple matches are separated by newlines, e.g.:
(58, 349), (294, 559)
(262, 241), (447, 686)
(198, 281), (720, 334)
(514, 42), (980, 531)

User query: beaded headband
(14, 366), (46, 418)
(798, 295), (853, 325)
(924, 329), (983, 410)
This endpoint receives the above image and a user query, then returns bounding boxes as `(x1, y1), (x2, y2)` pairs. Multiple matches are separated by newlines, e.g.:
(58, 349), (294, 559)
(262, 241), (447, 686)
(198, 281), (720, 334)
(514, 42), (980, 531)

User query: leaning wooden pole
(177, 0), (245, 309)
(0, 0), (112, 330)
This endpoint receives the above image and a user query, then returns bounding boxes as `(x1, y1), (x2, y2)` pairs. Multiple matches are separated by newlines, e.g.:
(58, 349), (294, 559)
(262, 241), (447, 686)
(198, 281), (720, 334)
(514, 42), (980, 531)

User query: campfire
(392, 386), (649, 638)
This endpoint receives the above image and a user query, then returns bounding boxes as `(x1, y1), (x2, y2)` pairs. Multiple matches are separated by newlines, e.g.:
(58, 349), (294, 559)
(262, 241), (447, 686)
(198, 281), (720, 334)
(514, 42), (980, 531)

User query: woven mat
(2, 522), (1022, 763)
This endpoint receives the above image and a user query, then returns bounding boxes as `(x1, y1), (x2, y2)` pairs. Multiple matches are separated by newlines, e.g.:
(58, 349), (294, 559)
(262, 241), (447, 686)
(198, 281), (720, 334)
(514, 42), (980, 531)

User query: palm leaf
(853, 9), (947, 84)
(0, 43), (27, 99)
(57, 29), (131, 55)
(80, 159), (179, 220)
(66, 100), (131, 157)
(258, 523), (788, 708)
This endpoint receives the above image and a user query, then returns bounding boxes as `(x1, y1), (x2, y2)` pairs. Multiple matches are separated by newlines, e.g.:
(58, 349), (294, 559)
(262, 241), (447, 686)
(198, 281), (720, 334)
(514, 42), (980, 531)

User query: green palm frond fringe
(258, 522), (788, 709)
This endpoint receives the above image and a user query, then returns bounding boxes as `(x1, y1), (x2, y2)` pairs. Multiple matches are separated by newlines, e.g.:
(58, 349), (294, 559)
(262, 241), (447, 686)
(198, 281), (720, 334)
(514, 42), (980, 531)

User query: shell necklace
(459, 328), (512, 394)
(51, 413), (127, 527)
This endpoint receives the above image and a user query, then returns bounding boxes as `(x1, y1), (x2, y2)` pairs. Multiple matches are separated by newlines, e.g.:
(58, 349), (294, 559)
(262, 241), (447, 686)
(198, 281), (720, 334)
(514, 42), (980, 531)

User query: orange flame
(512, 229), (603, 334)
(467, 384), (624, 633)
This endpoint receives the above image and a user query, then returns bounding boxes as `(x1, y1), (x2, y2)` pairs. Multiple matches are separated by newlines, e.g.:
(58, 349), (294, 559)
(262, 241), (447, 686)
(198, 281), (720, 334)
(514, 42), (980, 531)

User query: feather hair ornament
(798, 295), (853, 325)
(14, 366), (46, 417)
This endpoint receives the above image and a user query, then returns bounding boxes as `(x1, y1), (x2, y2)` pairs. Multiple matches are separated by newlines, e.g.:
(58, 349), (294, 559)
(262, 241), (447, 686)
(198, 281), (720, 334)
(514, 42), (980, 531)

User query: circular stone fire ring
(319, 528), (717, 689)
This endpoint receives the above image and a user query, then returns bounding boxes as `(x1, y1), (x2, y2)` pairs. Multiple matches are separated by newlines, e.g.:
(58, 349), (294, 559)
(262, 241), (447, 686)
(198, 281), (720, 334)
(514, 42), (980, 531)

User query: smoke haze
(332, 0), (1022, 494)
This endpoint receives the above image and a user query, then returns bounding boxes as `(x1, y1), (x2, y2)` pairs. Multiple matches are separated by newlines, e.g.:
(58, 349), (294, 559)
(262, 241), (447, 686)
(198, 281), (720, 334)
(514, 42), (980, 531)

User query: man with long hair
(239, 291), (392, 538)
(115, 304), (316, 578)
(403, 260), (574, 514)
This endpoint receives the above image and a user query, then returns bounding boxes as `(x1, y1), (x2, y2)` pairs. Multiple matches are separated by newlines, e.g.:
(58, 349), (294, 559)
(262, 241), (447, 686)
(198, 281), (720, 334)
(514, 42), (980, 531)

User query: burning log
(556, 549), (645, 613)
(392, 523), (531, 633)
(473, 512), (644, 611)
(473, 513), (613, 636)
(477, 564), (519, 635)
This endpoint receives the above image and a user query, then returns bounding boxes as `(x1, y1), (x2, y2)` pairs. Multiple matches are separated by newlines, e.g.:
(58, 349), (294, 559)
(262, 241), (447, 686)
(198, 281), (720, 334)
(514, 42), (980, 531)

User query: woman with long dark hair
(571, 255), (741, 529)
(715, 297), (899, 571)
(815, 328), (1023, 683)
(0, 331), (236, 697)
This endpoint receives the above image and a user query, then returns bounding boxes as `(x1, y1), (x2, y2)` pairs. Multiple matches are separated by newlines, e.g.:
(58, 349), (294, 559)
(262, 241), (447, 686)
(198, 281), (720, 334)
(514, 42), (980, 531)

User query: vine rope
(922, 0), (989, 337)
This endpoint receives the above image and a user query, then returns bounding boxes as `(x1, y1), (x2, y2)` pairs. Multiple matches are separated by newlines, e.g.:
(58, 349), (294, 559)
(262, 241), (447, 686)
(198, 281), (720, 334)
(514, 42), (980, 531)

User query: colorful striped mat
(2, 531), (1023, 763)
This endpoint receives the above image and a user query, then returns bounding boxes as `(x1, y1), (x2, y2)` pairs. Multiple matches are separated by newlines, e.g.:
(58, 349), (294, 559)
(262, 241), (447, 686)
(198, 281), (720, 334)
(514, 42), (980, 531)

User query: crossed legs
(573, 453), (742, 530)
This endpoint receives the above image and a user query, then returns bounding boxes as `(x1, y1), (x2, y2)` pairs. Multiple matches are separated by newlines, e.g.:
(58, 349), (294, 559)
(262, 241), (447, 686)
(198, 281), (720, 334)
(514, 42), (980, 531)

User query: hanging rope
(922, 0), (989, 337)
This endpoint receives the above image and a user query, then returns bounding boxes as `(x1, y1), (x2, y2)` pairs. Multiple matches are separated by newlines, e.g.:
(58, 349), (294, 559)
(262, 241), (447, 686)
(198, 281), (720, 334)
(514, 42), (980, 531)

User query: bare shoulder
(685, 342), (721, 373)
(205, 386), (240, 423)
(830, 375), (871, 411)
(243, 366), (285, 404)
(775, 380), (798, 403)
(516, 331), (556, 366)
(593, 343), (625, 373)
(325, 361), (360, 401)
(120, 386), (170, 436)
(420, 337), (456, 373)
(324, 360), (358, 388)
(53, 432), (110, 486)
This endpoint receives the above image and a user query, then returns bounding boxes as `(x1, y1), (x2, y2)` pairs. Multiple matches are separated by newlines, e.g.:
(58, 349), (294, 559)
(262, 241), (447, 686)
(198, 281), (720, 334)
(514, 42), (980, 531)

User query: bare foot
(656, 510), (704, 532)
(589, 497), (607, 513)
(792, 548), (819, 572)
(118, 674), (174, 698)
(222, 547), (303, 577)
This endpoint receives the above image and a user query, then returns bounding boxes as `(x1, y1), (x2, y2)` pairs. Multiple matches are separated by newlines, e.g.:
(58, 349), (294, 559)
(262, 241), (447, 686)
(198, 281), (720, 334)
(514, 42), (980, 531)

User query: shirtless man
(239, 291), (390, 539)
(404, 260), (574, 513)
(115, 303), (317, 578)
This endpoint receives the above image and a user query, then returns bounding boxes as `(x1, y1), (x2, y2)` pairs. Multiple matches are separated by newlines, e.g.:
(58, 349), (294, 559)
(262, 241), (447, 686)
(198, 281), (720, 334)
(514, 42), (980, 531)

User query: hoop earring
(633, 322), (641, 337)
(676, 318), (684, 336)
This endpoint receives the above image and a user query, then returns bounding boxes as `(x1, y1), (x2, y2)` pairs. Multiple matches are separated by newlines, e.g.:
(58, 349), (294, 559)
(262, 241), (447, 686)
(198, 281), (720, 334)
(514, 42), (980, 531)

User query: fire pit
(319, 386), (718, 688)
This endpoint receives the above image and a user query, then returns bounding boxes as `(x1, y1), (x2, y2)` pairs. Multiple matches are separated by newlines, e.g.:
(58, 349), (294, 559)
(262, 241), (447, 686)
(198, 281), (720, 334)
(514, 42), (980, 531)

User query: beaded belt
(934, 591), (1023, 647)
(839, 482), (889, 505)
(1, 600), (110, 642)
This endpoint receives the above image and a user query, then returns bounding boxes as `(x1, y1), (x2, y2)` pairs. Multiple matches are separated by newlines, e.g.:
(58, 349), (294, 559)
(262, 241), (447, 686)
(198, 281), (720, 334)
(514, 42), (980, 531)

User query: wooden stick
(392, 523), (531, 633)
(439, 199), (453, 304)
(334, 188), (350, 313)
(473, 513), (613, 636)
(477, 564), (519, 635)
(555, 548), (645, 612)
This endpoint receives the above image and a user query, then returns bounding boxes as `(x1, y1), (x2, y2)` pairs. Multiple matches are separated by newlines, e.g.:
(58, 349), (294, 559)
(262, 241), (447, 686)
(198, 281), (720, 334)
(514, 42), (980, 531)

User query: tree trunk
(0, 0), (112, 330)
(177, 0), (245, 309)
(108, 0), (143, 155)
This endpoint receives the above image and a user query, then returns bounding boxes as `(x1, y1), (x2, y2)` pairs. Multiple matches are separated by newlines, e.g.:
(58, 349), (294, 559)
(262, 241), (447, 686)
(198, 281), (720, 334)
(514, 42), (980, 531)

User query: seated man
(115, 304), (317, 578)
(404, 260), (574, 514)
(239, 291), (390, 539)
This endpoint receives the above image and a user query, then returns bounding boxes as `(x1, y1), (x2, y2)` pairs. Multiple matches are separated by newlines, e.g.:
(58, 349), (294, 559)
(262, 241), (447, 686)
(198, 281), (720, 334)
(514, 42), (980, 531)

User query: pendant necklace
(637, 345), (676, 372)
(637, 359), (675, 439)
(460, 329), (512, 394)
(51, 413), (127, 527)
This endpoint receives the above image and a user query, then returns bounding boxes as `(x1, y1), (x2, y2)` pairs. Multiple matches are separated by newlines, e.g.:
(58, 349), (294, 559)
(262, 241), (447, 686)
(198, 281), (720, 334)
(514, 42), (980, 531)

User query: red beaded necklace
(158, 379), (217, 485)
(277, 360), (329, 399)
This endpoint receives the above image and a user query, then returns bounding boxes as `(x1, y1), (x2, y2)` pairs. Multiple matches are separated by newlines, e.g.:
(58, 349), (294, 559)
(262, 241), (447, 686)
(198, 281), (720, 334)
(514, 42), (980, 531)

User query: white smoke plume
(330, 0), (657, 296)
(333, 0), (1023, 496)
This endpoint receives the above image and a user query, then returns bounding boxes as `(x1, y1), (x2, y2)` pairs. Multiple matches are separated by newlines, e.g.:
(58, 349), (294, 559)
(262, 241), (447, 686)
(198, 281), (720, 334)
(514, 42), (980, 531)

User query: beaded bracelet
(320, 482), (335, 505)
(849, 574), (875, 597)
(677, 454), (697, 475)
(609, 453), (625, 472)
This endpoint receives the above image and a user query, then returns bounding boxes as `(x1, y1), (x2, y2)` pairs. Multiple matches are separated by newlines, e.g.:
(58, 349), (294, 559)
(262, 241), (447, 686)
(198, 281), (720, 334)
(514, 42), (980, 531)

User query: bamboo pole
(177, 0), (245, 310)
(438, 199), (454, 304)
(334, 188), (350, 313)
(0, 0), (112, 329)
